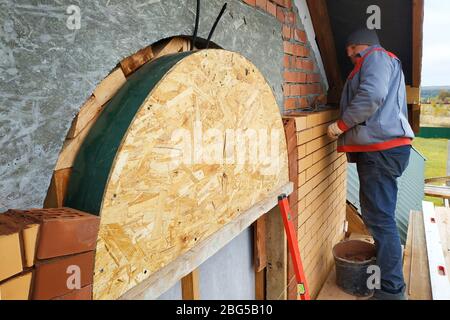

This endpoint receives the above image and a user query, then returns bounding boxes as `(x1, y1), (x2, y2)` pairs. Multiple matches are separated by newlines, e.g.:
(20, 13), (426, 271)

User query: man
(327, 28), (415, 300)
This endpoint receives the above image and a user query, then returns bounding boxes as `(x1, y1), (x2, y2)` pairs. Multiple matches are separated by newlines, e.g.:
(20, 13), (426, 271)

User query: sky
(422, 0), (450, 86)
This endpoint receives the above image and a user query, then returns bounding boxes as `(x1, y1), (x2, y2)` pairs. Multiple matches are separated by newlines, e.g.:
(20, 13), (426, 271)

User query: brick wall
(284, 110), (347, 299)
(242, 0), (325, 112)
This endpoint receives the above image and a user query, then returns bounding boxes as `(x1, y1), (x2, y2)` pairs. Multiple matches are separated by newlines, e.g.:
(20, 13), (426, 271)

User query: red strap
(348, 48), (398, 80)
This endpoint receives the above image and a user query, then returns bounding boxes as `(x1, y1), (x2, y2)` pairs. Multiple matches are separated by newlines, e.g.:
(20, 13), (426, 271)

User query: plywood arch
(65, 49), (288, 300)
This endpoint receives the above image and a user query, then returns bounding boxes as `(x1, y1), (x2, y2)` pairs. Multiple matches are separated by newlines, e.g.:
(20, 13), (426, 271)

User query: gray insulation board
(0, 0), (283, 211)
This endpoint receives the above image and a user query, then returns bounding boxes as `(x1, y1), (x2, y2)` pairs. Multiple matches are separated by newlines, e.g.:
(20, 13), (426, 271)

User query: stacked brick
(242, 0), (325, 112)
(284, 110), (347, 299)
(0, 208), (99, 300)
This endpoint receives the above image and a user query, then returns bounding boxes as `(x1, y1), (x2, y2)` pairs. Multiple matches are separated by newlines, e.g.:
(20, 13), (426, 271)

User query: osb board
(72, 50), (289, 299)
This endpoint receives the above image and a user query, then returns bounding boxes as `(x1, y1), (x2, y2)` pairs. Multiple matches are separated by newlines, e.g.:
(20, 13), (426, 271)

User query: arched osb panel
(64, 50), (288, 299)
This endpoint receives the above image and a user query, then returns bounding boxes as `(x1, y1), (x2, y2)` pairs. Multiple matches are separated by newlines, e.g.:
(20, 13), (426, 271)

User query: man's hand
(327, 122), (343, 139)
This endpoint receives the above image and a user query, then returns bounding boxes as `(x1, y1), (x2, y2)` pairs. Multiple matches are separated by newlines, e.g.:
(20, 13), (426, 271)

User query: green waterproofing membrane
(418, 127), (450, 139)
(65, 51), (194, 215)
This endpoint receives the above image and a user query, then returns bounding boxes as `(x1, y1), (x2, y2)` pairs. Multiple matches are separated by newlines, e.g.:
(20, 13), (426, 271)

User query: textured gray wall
(199, 226), (254, 299)
(0, 0), (283, 211)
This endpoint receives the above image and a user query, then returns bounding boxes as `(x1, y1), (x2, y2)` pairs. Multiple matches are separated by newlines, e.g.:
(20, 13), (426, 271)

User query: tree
(438, 90), (450, 102)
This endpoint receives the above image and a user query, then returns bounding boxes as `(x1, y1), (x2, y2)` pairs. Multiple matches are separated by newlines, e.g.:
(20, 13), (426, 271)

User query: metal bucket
(332, 240), (377, 297)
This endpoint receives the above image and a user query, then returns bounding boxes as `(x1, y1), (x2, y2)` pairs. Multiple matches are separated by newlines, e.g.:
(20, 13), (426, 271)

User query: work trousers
(352, 145), (411, 295)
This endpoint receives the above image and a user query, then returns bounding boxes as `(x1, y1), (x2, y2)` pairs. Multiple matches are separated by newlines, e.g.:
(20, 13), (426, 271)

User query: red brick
(33, 251), (95, 300)
(266, 1), (277, 16)
(285, 98), (297, 110)
(283, 41), (294, 55)
(299, 97), (309, 108)
(303, 60), (314, 71)
(294, 29), (307, 43)
(277, 6), (286, 22)
(52, 284), (92, 300)
(256, 0), (266, 10)
(283, 0), (293, 8)
(283, 55), (291, 68)
(283, 84), (291, 96)
(298, 72), (307, 83)
(286, 12), (296, 25)
(243, 0), (256, 6)
(284, 71), (297, 82)
(8, 208), (100, 259)
(282, 25), (292, 39)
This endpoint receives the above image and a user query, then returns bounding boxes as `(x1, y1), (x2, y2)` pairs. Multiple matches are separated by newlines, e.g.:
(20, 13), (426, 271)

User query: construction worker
(327, 28), (415, 300)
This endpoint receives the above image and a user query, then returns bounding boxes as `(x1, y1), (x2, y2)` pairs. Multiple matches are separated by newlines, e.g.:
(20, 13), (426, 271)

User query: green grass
(412, 137), (448, 206)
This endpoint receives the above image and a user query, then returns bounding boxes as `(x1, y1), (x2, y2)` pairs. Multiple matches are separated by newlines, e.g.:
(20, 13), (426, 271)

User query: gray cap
(346, 28), (380, 47)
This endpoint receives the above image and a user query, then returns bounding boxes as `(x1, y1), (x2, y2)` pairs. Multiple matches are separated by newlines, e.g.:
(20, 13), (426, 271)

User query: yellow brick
(297, 128), (313, 145)
(298, 154), (313, 172)
(297, 144), (306, 159)
(306, 151), (338, 180)
(294, 116), (307, 131)
(312, 141), (337, 163)
(305, 110), (340, 128)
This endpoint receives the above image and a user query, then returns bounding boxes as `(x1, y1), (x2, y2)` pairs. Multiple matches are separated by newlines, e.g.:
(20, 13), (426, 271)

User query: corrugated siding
(346, 148), (425, 244)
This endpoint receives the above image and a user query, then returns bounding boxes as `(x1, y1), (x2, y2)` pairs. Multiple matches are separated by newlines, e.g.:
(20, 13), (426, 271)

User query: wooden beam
(306, 0), (343, 104)
(181, 269), (200, 300)
(120, 46), (154, 77)
(406, 86), (421, 105)
(66, 96), (103, 139)
(255, 269), (265, 300)
(153, 37), (186, 59)
(43, 168), (72, 208)
(253, 215), (267, 272)
(266, 205), (287, 300)
(412, 0), (424, 87)
(93, 68), (126, 106)
(424, 185), (450, 199)
(119, 182), (293, 300)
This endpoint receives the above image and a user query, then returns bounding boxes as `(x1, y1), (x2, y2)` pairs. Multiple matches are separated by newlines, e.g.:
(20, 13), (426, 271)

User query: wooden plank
(305, 0), (343, 104)
(54, 115), (98, 170)
(153, 37), (186, 59)
(43, 168), (72, 208)
(181, 269), (199, 300)
(406, 210), (432, 300)
(424, 185), (450, 199)
(254, 215), (267, 272)
(403, 211), (414, 298)
(119, 182), (293, 300)
(255, 269), (265, 300)
(422, 201), (450, 299)
(93, 68), (126, 106)
(120, 46), (154, 76)
(434, 207), (450, 283)
(266, 205), (287, 300)
(412, 0), (424, 88)
(406, 86), (421, 105)
(282, 117), (299, 300)
(67, 96), (103, 139)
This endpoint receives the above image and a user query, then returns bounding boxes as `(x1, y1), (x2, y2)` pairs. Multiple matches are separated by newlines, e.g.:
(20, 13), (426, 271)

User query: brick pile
(0, 208), (99, 300)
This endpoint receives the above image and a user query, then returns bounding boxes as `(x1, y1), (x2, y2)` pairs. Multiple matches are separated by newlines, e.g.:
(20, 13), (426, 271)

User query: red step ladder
(278, 194), (310, 300)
